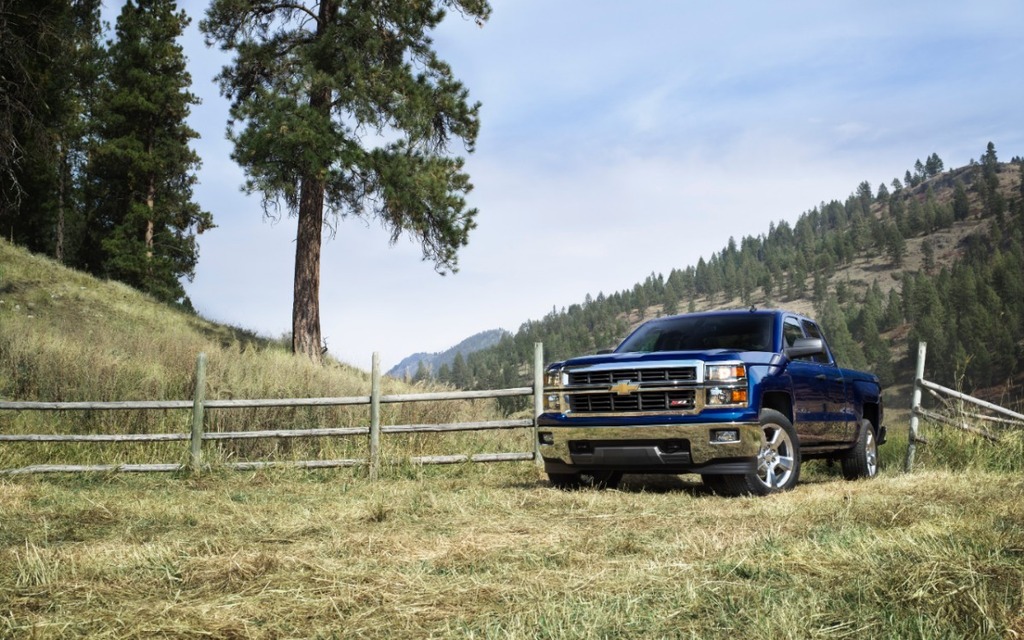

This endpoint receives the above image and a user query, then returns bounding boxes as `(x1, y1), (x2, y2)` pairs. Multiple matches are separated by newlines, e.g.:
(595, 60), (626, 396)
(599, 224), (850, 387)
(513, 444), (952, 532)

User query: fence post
(190, 352), (207, 471)
(533, 342), (544, 466)
(904, 341), (926, 473)
(369, 352), (381, 480)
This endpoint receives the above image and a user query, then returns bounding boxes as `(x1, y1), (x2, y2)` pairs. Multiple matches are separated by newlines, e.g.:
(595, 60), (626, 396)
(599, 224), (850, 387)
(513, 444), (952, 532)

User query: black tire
(841, 419), (879, 480)
(547, 472), (581, 489)
(547, 470), (622, 490)
(585, 470), (622, 490)
(701, 474), (727, 495)
(717, 409), (801, 497)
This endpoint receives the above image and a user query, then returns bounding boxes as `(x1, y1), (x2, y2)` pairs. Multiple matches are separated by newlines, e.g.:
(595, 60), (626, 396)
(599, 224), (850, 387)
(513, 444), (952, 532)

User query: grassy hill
(0, 239), (514, 471)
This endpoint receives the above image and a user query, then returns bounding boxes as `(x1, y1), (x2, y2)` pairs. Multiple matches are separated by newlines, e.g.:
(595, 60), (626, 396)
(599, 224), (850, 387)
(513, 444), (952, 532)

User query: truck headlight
(706, 363), (746, 382)
(544, 367), (565, 412)
(545, 367), (564, 388)
(544, 393), (566, 411)
(707, 386), (749, 406)
(706, 363), (748, 407)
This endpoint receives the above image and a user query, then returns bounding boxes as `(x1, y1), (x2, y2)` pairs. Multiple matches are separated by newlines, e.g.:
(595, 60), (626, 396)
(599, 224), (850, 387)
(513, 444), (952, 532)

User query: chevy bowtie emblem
(610, 381), (640, 396)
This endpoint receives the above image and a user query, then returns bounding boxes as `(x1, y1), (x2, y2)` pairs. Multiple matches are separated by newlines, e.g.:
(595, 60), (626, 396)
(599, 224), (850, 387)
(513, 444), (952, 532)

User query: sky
(102, 1), (1024, 371)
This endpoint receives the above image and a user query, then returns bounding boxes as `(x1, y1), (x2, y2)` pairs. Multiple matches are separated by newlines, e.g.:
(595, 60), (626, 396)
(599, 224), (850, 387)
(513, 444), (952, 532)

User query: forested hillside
(437, 145), (1024, 408)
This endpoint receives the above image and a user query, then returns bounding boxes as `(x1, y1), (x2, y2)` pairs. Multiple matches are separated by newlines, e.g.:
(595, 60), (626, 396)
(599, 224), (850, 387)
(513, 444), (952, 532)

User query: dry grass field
(2, 455), (1023, 639)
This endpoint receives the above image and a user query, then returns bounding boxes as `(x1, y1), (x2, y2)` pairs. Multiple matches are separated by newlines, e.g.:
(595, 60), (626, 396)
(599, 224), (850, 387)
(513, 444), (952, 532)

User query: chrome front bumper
(538, 422), (762, 470)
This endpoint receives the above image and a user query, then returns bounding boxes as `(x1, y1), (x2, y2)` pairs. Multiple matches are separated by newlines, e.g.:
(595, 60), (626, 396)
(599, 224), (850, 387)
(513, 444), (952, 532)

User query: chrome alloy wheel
(756, 425), (796, 490)
(864, 428), (878, 477)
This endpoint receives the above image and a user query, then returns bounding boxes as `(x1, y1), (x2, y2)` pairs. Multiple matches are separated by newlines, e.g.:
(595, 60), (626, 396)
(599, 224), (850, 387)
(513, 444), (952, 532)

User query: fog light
(711, 429), (740, 443)
(539, 432), (554, 445)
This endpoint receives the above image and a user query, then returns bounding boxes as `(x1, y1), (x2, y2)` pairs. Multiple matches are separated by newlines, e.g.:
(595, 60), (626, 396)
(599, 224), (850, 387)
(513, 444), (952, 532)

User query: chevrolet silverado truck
(537, 309), (885, 496)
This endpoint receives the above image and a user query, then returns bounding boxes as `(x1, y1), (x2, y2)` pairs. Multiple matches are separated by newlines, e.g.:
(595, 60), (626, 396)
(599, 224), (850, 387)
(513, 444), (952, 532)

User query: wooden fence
(905, 341), (1024, 472)
(0, 344), (546, 476)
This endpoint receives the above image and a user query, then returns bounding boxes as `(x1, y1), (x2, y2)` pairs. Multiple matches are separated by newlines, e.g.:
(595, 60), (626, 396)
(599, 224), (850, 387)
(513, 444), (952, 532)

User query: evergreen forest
(433, 145), (1024, 411)
(1, 0), (210, 309)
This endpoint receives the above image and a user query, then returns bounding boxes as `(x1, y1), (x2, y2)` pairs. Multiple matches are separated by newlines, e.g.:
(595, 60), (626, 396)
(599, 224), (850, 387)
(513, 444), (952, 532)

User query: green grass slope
(0, 239), (514, 471)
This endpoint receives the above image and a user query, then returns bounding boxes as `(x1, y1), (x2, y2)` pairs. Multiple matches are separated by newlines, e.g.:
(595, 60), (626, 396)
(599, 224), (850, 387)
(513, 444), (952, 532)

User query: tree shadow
(190, 317), (276, 352)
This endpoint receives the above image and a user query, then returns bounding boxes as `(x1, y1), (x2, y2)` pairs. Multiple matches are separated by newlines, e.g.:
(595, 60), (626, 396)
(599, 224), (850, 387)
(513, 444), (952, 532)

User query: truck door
(800, 319), (853, 444)
(783, 317), (830, 445)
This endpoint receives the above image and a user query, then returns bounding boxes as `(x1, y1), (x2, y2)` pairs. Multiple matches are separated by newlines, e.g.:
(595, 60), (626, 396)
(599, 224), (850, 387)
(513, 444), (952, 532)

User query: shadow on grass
(510, 473), (715, 496)
(618, 473), (710, 494)
(517, 459), (894, 495)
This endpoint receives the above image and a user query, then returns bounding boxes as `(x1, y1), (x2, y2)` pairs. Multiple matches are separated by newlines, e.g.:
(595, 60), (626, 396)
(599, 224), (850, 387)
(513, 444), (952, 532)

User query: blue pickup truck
(538, 309), (885, 495)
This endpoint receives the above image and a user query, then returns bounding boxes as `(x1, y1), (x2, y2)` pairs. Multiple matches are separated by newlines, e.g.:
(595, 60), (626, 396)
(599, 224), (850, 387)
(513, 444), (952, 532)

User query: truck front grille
(568, 389), (697, 413)
(558, 362), (704, 416)
(568, 367), (697, 385)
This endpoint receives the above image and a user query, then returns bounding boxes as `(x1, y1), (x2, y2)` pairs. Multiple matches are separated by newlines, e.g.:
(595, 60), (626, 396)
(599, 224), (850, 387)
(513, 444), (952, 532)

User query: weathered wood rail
(0, 345), (546, 476)
(905, 341), (1024, 472)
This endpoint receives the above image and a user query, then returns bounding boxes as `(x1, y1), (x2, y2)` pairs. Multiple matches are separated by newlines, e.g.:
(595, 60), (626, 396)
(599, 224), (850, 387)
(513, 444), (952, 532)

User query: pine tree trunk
(290, 0), (332, 364)
(145, 218), (154, 258)
(292, 170), (324, 363)
(55, 141), (66, 263)
(145, 165), (155, 260)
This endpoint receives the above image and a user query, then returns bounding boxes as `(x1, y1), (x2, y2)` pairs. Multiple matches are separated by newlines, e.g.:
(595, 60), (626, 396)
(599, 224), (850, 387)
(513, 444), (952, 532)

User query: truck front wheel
(716, 409), (801, 496)
(547, 470), (622, 490)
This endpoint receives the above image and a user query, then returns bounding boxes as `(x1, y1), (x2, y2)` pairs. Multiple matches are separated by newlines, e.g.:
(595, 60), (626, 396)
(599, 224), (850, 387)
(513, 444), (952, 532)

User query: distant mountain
(387, 329), (510, 379)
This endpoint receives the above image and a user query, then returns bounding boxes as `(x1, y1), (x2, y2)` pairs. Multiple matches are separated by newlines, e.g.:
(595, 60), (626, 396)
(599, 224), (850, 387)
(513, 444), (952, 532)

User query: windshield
(616, 314), (774, 353)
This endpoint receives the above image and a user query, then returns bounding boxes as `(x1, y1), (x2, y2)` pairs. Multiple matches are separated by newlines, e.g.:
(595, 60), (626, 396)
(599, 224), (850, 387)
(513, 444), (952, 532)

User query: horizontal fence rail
(0, 388), (535, 414)
(0, 344), (545, 476)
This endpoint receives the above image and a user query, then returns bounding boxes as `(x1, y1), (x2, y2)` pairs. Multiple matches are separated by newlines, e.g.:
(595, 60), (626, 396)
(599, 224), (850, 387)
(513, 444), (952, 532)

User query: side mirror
(784, 337), (824, 359)
(596, 349), (614, 355)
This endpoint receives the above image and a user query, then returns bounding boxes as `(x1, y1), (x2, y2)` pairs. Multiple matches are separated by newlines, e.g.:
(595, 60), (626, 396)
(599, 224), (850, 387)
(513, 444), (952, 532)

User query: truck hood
(551, 350), (779, 369)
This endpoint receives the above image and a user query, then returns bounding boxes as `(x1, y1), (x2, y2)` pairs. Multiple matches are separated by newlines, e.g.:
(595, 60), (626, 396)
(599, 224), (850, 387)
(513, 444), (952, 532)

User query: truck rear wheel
(717, 409), (801, 496)
(841, 419), (879, 480)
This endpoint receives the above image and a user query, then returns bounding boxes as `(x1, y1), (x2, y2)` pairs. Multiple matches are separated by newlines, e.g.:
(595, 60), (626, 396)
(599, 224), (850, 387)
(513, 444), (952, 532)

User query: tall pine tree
(201, 0), (490, 362)
(0, 0), (102, 258)
(86, 0), (211, 306)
